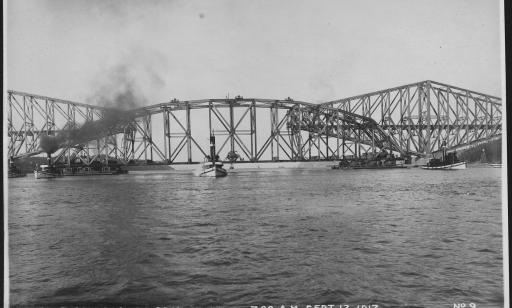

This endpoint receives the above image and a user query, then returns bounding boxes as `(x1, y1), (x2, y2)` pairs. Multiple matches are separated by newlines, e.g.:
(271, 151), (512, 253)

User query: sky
(5, 0), (504, 106)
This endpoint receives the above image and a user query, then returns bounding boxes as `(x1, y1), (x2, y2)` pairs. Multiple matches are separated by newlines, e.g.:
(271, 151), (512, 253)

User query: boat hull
(60, 169), (128, 176)
(34, 170), (59, 179)
(421, 162), (467, 170)
(35, 168), (128, 179)
(332, 164), (407, 170)
(199, 167), (227, 177)
(348, 166), (407, 170)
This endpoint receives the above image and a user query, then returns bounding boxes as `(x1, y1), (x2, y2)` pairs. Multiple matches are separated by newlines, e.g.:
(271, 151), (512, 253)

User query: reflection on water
(8, 167), (503, 307)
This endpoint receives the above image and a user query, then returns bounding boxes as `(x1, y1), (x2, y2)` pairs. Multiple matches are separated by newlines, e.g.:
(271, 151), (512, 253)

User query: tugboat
(422, 141), (467, 170)
(34, 153), (60, 179)
(34, 164), (60, 179)
(199, 136), (227, 177)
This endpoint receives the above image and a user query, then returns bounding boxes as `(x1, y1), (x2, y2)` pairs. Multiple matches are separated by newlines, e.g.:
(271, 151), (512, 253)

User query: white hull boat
(421, 161), (467, 170)
(199, 162), (228, 178)
(34, 165), (60, 179)
(34, 170), (59, 179)
(199, 135), (228, 178)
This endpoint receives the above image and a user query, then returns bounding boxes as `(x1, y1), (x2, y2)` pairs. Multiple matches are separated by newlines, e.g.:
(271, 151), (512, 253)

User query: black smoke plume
(38, 54), (165, 155)
(39, 135), (61, 154)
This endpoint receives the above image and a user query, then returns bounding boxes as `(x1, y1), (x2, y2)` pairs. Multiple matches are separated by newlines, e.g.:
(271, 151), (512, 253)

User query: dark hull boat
(331, 150), (407, 170)
(422, 143), (466, 170)
(34, 154), (128, 179)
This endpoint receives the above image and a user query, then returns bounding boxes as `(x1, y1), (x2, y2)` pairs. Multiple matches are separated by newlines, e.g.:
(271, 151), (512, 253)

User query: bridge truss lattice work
(6, 80), (502, 165)
(321, 80), (502, 156)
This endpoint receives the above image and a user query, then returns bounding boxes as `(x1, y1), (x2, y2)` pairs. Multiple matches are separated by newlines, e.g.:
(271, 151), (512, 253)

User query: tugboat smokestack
(210, 136), (216, 162)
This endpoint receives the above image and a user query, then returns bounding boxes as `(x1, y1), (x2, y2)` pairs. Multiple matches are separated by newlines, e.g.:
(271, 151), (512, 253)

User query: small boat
(199, 161), (228, 177)
(34, 164), (60, 179)
(422, 145), (466, 170)
(199, 135), (227, 178)
(421, 161), (467, 170)
(490, 163), (502, 168)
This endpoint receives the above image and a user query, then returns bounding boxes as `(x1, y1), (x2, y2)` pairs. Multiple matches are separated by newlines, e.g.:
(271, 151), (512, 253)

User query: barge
(34, 154), (128, 179)
(331, 150), (408, 170)
(35, 164), (128, 179)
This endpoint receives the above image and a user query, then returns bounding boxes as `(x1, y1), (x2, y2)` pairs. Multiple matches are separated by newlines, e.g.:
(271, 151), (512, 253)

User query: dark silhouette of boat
(331, 150), (407, 170)
(422, 141), (466, 170)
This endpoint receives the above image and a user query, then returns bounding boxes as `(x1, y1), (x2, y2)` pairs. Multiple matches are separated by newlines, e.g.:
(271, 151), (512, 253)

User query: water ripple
(8, 168), (503, 307)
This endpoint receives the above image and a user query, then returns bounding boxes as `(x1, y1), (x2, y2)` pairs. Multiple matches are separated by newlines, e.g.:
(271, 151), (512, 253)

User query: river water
(7, 166), (504, 307)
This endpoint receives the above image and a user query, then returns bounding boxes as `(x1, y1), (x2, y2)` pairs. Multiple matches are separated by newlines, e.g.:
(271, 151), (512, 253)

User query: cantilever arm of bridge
(7, 80), (501, 164)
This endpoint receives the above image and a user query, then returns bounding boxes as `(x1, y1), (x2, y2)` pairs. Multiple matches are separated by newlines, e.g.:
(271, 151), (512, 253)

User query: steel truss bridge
(7, 80), (501, 165)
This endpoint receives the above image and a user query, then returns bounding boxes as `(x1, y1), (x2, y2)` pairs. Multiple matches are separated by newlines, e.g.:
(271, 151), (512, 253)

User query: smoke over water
(39, 51), (166, 155)
(88, 64), (149, 110)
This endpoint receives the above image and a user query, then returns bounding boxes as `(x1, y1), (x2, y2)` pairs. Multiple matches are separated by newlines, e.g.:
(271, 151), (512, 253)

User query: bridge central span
(7, 80), (501, 165)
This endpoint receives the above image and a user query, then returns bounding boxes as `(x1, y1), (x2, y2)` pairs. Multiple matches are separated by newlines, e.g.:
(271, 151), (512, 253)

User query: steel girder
(286, 105), (406, 160)
(7, 80), (501, 164)
(127, 97), (316, 163)
(321, 80), (502, 157)
(7, 90), (132, 165)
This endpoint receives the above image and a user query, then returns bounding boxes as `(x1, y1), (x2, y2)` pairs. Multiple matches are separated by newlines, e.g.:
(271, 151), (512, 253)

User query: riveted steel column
(230, 100), (235, 156)
(336, 110), (340, 158)
(325, 113), (329, 159)
(426, 81), (432, 155)
(186, 102), (192, 163)
(297, 105), (302, 160)
(250, 100), (257, 161)
(399, 89), (404, 151)
(164, 108), (170, 163)
(446, 93), (450, 148)
(418, 83), (424, 154)
(465, 91), (469, 145)
(270, 105), (274, 160)
(474, 97), (478, 141)
(342, 113), (346, 159)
